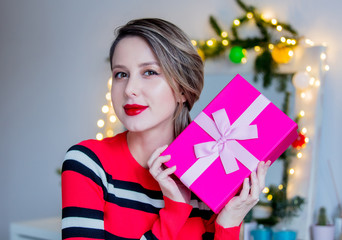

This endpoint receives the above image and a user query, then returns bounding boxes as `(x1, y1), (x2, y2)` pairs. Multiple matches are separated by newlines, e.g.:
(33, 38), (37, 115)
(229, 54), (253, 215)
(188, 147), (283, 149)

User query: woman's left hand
(216, 160), (271, 228)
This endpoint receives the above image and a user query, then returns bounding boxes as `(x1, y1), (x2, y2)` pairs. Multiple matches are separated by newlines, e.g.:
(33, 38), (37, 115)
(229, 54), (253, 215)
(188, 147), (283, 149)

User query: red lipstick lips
(124, 104), (148, 116)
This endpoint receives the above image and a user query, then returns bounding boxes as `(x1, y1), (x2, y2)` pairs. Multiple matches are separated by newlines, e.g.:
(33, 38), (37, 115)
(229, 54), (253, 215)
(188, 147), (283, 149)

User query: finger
(238, 178), (250, 201)
(249, 171), (260, 202)
(257, 160), (271, 190)
(149, 155), (171, 177)
(155, 165), (177, 181)
(147, 145), (168, 168)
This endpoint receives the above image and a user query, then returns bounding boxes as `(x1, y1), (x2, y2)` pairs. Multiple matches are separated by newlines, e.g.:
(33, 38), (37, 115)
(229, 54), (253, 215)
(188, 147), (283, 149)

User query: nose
(124, 73), (141, 97)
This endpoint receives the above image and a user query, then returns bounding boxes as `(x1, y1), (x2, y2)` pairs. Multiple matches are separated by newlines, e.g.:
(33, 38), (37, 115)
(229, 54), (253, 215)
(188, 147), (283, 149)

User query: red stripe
(62, 170), (104, 211)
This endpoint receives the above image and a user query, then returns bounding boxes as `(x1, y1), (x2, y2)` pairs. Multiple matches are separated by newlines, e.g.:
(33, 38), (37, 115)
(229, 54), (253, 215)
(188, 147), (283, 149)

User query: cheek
(111, 87), (123, 110)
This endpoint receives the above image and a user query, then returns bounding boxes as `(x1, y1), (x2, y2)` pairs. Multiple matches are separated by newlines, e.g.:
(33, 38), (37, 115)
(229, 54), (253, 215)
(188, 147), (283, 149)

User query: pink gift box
(162, 74), (298, 214)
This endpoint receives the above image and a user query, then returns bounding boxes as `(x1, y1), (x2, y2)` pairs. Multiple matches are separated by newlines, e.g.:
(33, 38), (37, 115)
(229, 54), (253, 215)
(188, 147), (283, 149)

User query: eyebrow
(139, 61), (160, 67)
(112, 61), (160, 70)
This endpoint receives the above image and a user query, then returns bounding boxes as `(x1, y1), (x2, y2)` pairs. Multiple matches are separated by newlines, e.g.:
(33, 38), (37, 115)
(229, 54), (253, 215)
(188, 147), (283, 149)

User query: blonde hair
(109, 18), (204, 138)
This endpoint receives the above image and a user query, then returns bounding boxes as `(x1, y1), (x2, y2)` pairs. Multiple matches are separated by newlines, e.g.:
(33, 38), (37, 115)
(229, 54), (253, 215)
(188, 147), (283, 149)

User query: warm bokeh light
(263, 187), (270, 194)
(96, 133), (104, 140)
(110, 115), (117, 123)
(97, 119), (105, 128)
(102, 105), (109, 114)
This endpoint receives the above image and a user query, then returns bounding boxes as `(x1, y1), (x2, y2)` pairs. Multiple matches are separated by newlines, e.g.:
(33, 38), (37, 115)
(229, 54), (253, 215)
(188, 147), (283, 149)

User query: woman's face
(111, 36), (179, 135)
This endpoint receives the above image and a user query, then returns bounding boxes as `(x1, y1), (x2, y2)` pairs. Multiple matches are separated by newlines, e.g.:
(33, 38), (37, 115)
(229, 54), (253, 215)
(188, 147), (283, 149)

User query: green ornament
(229, 46), (245, 63)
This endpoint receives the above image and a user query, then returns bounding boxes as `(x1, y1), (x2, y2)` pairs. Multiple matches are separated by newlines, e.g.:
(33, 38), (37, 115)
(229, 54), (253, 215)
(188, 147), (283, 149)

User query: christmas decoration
(292, 71), (311, 90)
(229, 46), (246, 63)
(95, 77), (118, 140)
(193, 0), (299, 90)
(291, 132), (306, 149)
(271, 44), (293, 64)
(192, 0), (305, 225)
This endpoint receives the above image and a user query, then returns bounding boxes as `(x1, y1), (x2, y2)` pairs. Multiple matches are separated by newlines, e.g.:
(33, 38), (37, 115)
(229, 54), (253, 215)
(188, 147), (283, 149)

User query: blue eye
(114, 72), (128, 79)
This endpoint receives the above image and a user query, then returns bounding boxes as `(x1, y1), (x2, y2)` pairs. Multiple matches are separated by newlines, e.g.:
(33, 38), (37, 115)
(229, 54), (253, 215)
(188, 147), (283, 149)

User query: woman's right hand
(147, 145), (191, 204)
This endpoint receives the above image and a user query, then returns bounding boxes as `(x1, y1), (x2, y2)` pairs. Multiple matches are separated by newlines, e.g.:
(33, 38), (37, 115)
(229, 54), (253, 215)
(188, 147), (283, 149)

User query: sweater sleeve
(214, 221), (241, 240)
(61, 144), (106, 240)
(141, 196), (193, 240)
(201, 212), (241, 240)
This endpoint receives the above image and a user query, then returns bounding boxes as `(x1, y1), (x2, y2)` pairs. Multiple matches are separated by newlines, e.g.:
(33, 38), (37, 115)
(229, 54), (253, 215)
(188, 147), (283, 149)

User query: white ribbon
(180, 94), (271, 188)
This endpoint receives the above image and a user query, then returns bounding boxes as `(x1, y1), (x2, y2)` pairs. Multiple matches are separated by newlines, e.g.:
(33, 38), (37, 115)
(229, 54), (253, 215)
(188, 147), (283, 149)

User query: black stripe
(62, 227), (104, 239)
(202, 232), (215, 240)
(107, 193), (162, 214)
(105, 230), (138, 240)
(67, 144), (105, 170)
(143, 230), (159, 240)
(62, 206), (103, 220)
(189, 193), (213, 220)
(62, 159), (108, 198)
(110, 178), (164, 200)
(189, 208), (213, 220)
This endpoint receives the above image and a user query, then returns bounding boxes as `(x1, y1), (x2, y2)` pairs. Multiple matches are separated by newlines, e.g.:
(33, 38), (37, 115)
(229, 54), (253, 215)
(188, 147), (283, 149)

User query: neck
(127, 128), (174, 169)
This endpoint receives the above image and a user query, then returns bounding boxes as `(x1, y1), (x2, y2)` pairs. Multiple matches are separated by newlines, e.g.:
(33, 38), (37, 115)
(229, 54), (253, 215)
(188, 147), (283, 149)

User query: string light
(306, 66), (312, 72)
(97, 119), (105, 128)
(206, 39), (214, 47)
(263, 187), (270, 193)
(299, 110), (305, 117)
(280, 37), (286, 43)
(288, 50), (294, 57)
(278, 184), (284, 190)
(107, 77), (112, 89)
(96, 75), (120, 139)
(96, 133), (104, 140)
(309, 77), (315, 86)
(297, 152), (303, 158)
(320, 53), (327, 60)
(305, 39), (314, 46)
(221, 31), (228, 38)
(247, 12), (254, 19)
(102, 105), (109, 114)
(191, 40), (197, 46)
(315, 80), (321, 87)
(289, 168), (295, 175)
(106, 129), (114, 137)
(267, 194), (273, 201)
(276, 25), (283, 32)
(324, 65), (330, 71)
(234, 19), (241, 26)
(305, 137), (309, 143)
(269, 44), (274, 50)
(301, 127), (307, 134)
(241, 58), (247, 64)
(106, 92), (111, 101)
(222, 39), (229, 46)
(254, 46), (261, 52)
(109, 115), (117, 123)
(271, 19), (278, 25)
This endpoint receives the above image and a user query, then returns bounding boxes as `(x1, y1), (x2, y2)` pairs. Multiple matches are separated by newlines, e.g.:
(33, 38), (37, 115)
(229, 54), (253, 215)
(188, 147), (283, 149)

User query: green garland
(195, 0), (304, 225)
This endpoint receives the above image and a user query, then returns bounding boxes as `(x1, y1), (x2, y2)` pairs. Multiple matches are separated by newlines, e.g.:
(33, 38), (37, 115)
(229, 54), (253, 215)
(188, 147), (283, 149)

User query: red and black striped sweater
(62, 131), (240, 239)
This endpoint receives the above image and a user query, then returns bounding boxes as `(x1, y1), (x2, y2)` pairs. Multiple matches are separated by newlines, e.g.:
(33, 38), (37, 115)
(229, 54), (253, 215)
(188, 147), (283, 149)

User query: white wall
(1, 0), (341, 239)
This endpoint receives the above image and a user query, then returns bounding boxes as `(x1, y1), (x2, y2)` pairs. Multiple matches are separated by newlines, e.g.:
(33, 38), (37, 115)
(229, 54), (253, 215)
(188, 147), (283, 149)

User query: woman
(62, 18), (270, 240)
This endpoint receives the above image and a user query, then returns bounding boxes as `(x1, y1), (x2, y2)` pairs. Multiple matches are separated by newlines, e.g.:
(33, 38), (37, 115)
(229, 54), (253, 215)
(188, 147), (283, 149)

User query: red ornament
(292, 132), (306, 149)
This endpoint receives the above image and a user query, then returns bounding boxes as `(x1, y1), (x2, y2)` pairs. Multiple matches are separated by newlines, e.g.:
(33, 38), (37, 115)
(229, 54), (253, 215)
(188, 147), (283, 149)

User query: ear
(178, 93), (186, 103)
